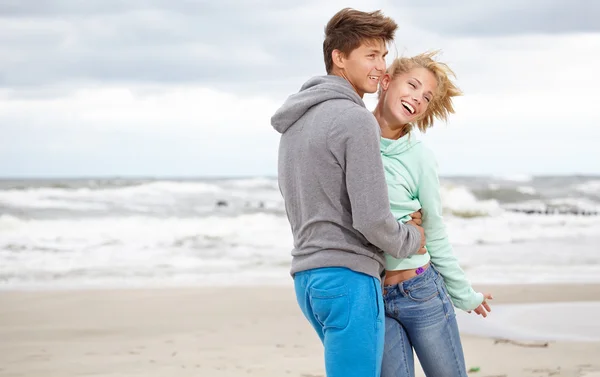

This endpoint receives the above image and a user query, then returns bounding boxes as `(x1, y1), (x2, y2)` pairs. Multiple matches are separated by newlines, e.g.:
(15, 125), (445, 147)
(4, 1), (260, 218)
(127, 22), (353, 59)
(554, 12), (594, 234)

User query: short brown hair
(323, 8), (398, 74)
(383, 51), (463, 132)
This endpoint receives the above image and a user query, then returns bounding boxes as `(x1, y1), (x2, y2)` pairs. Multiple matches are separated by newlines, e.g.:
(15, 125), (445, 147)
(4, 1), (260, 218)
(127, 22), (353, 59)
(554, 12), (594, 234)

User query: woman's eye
(409, 83), (416, 88)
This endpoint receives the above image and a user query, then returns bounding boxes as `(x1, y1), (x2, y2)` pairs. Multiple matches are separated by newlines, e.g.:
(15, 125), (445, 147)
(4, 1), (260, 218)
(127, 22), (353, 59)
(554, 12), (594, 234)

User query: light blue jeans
(294, 267), (385, 377)
(381, 265), (467, 377)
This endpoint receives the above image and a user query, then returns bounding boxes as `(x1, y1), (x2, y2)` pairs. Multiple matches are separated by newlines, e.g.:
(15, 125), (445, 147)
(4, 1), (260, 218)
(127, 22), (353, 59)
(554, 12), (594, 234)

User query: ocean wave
(2, 209), (600, 289)
(441, 186), (502, 218)
(0, 214), (23, 230)
(3, 178), (599, 220)
(446, 212), (600, 245)
(222, 177), (279, 190)
(0, 180), (223, 197)
(575, 180), (600, 196)
(493, 174), (533, 182)
(516, 186), (537, 195)
(4, 176), (600, 289)
(0, 180), (283, 216)
(504, 198), (600, 215)
(0, 178), (152, 191)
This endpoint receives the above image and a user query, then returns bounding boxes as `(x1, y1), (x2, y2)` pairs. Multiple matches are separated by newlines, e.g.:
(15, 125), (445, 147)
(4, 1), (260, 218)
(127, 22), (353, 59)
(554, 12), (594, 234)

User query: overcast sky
(1, 0), (599, 178)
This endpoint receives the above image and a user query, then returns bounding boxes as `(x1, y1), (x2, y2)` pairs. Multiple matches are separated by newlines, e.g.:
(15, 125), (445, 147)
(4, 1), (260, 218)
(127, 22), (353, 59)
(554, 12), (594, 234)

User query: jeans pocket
(438, 281), (457, 318)
(406, 280), (438, 302)
(310, 285), (350, 330)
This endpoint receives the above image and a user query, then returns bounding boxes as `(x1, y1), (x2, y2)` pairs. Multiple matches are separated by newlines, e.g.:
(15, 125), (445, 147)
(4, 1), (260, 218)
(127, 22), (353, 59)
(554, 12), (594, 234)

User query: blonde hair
(382, 51), (462, 133)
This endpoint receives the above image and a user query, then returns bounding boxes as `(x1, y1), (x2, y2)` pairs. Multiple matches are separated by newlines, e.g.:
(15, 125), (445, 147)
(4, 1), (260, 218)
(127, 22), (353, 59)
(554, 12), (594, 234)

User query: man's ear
(331, 49), (346, 70)
(380, 74), (391, 91)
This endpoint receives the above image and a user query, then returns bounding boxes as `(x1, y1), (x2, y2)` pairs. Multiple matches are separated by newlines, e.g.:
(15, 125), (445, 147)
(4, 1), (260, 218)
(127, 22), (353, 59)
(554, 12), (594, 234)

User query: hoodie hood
(271, 75), (365, 134)
(380, 133), (421, 157)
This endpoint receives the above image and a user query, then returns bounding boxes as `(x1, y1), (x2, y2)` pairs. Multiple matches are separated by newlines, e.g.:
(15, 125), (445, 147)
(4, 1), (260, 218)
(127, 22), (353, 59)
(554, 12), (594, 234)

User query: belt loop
(430, 263), (438, 277)
(399, 281), (407, 297)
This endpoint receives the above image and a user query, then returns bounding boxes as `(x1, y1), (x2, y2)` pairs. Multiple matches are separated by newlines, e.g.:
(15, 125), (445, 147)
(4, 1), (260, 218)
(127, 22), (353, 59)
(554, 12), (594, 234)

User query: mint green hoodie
(380, 134), (484, 311)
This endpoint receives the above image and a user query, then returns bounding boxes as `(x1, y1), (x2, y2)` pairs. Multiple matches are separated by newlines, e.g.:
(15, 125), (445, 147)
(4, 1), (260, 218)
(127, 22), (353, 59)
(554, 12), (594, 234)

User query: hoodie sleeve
(416, 146), (484, 311)
(328, 107), (422, 259)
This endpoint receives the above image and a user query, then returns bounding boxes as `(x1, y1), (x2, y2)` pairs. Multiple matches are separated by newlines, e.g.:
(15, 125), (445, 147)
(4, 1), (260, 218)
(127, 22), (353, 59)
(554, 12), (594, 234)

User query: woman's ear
(380, 74), (391, 92)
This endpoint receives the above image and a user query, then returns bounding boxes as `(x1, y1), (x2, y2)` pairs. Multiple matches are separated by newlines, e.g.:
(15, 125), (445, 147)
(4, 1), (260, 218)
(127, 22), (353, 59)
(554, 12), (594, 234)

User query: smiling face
(331, 39), (388, 98)
(379, 67), (438, 127)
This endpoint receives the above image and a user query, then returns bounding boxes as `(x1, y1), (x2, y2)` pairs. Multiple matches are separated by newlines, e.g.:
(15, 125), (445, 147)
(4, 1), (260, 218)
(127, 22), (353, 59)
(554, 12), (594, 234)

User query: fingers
(416, 247), (427, 255)
(417, 225), (425, 248)
(474, 306), (488, 318)
(408, 217), (422, 226)
(410, 211), (422, 220)
(406, 221), (426, 245)
(483, 301), (492, 312)
(482, 293), (493, 312)
(472, 294), (493, 318)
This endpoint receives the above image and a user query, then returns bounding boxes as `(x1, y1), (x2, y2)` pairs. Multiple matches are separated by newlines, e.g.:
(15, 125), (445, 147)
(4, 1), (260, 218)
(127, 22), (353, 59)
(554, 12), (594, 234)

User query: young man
(271, 8), (426, 377)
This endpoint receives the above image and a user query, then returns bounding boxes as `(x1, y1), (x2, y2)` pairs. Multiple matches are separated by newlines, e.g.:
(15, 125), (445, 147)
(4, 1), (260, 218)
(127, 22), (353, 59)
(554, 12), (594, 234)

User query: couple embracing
(272, 8), (492, 377)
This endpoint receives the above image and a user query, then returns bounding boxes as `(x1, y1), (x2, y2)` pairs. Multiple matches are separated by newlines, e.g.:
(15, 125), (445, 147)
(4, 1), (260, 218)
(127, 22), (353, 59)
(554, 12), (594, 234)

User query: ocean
(1, 175), (599, 290)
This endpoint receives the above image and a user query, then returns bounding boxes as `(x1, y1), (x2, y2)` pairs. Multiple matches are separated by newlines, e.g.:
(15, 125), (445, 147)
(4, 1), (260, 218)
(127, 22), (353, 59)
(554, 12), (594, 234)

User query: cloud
(387, 0), (600, 36)
(1, 1), (597, 92)
(0, 0), (332, 90)
(0, 83), (281, 177)
(1, 1), (599, 176)
(0, 83), (279, 135)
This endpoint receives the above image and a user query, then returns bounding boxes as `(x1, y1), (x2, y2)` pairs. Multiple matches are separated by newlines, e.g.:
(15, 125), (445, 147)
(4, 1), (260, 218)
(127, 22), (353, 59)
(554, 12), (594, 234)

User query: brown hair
(383, 51), (463, 133)
(323, 8), (398, 74)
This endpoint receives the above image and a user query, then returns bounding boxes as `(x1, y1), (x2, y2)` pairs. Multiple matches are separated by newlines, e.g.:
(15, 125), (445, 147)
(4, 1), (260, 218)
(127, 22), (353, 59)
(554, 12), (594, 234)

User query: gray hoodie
(272, 75), (422, 280)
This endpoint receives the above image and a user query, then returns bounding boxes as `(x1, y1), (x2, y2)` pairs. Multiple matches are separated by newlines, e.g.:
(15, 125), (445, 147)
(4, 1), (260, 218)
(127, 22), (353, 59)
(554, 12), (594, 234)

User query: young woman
(373, 52), (493, 377)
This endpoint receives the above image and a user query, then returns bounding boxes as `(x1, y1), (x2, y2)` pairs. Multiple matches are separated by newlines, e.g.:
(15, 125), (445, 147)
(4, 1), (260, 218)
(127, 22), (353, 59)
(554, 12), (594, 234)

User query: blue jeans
(381, 265), (467, 377)
(294, 267), (385, 377)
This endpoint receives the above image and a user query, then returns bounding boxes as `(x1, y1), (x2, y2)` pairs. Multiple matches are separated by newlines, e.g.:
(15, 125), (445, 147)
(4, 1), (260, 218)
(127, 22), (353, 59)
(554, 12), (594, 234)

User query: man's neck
(329, 69), (363, 98)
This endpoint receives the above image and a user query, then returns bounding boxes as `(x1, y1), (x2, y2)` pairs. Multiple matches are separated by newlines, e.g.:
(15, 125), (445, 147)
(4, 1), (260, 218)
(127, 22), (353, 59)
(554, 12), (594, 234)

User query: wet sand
(0, 284), (599, 377)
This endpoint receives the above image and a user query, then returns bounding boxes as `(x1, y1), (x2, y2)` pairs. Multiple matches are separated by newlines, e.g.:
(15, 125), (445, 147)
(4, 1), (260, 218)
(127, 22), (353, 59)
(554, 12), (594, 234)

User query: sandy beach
(1, 284), (599, 377)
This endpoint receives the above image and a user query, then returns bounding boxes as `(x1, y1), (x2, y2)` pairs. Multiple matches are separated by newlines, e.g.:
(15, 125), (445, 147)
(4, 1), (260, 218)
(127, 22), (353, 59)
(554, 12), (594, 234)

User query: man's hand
(407, 211), (426, 254)
(468, 293), (493, 318)
(409, 210), (422, 225)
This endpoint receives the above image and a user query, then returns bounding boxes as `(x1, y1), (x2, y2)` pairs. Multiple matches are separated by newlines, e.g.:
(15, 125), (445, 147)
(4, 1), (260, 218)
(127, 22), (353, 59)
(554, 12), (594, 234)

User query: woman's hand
(468, 293), (493, 318)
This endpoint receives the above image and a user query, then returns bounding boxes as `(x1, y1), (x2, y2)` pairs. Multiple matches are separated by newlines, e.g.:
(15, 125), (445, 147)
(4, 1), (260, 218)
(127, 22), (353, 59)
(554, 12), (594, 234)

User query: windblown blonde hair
(382, 51), (462, 132)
